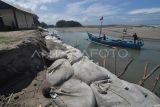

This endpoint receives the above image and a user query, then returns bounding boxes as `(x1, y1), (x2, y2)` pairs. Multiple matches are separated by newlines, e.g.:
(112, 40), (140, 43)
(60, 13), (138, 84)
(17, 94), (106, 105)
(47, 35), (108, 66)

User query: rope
(50, 93), (67, 107)
(97, 83), (133, 107)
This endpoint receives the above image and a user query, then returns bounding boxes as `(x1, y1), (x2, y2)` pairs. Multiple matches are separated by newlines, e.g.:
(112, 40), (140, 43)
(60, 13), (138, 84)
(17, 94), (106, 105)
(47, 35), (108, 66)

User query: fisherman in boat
(123, 28), (127, 35)
(103, 34), (106, 40)
(133, 33), (138, 43)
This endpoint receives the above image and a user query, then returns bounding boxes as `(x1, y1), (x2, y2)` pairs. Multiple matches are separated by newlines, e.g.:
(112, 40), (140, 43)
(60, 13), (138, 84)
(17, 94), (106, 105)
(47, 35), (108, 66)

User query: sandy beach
(56, 26), (160, 40)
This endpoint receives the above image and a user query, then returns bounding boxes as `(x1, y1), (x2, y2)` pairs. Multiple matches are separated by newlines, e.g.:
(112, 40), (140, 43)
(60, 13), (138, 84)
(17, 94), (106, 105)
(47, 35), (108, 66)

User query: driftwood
(118, 58), (134, 78)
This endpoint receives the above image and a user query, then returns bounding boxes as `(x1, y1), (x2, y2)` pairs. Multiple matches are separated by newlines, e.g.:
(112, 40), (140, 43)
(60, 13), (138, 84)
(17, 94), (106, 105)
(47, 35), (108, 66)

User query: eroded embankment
(0, 30), (49, 93)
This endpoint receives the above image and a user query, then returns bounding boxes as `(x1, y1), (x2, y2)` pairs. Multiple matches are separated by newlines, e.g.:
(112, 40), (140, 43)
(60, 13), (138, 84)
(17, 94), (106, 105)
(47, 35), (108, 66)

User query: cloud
(65, 0), (94, 15)
(129, 8), (160, 15)
(40, 5), (48, 11)
(39, 0), (122, 24)
(7, 0), (60, 4)
(65, 0), (120, 18)
(84, 3), (118, 16)
(38, 13), (89, 25)
(66, 3), (83, 15)
(5, 0), (60, 11)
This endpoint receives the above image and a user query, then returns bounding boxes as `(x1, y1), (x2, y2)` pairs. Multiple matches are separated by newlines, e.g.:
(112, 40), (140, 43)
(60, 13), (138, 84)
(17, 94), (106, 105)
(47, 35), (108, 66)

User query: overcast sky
(6, 0), (160, 25)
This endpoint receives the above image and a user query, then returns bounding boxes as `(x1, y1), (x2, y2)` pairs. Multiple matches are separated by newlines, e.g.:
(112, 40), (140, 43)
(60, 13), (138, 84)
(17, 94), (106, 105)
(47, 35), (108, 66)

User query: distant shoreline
(53, 26), (160, 41)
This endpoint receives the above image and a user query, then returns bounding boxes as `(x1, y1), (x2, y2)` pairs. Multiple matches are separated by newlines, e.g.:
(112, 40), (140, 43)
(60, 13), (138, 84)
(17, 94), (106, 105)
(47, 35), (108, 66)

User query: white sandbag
(133, 84), (160, 105)
(72, 56), (116, 84)
(50, 79), (96, 107)
(46, 59), (74, 86)
(45, 35), (57, 41)
(47, 49), (67, 61)
(45, 38), (66, 51)
(45, 35), (63, 46)
(63, 43), (74, 50)
(91, 79), (160, 107)
(64, 44), (83, 64)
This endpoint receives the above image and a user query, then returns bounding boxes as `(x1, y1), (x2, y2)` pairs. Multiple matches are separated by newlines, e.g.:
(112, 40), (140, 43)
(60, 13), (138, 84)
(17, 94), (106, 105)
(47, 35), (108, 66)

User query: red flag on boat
(100, 16), (103, 21)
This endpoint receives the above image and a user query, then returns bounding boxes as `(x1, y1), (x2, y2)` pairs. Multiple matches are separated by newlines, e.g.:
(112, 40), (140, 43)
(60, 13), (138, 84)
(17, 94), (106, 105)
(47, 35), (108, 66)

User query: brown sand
(57, 27), (160, 40)
(0, 30), (53, 107)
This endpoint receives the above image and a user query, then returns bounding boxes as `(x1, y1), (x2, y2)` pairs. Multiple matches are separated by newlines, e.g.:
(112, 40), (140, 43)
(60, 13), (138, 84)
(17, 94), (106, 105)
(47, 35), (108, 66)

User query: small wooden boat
(87, 32), (144, 49)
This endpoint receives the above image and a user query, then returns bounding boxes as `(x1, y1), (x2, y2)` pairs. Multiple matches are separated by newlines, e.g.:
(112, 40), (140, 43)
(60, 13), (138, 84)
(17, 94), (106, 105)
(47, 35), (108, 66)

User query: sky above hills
(6, 0), (160, 25)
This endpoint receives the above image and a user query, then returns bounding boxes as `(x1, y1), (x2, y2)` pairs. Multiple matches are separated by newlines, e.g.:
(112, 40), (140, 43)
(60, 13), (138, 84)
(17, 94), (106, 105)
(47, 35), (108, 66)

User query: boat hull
(87, 33), (144, 49)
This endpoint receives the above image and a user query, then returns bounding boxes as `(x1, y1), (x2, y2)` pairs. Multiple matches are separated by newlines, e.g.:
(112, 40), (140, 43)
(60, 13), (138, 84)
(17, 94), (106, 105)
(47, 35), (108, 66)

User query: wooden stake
(145, 64), (160, 80)
(118, 58), (134, 78)
(144, 62), (149, 77)
(114, 52), (117, 75)
(151, 74), (160, 92)
(103, 57), (106, 68)
(139, 64), (160, 86)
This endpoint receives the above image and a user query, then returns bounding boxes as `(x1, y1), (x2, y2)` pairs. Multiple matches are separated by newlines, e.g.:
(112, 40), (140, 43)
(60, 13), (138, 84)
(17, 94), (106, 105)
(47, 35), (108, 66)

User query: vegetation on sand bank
(56, 20), (82, 27)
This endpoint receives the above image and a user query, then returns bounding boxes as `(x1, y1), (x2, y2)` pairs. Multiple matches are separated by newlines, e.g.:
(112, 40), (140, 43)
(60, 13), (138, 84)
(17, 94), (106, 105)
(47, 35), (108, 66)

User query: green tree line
(33, 15), (82, 28)
(56, 20), (82, 27)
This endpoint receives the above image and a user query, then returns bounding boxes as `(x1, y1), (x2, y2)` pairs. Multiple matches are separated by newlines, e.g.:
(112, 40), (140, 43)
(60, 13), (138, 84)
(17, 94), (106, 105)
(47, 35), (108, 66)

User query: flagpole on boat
(99, 16), (103, 38)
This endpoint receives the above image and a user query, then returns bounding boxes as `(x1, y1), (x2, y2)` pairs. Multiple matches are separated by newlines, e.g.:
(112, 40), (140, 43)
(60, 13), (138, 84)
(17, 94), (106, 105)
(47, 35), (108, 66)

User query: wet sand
(56, 26), (160, 40)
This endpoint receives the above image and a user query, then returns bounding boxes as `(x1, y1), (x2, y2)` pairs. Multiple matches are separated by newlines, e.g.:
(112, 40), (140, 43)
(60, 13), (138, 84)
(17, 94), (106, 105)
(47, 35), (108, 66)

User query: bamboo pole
(138, 62), (149, 86)
(144, 62), (149, 77)
(139, 64), (160, 86)
(145, 64), (160, 79)
(114, 52), (117, 75)
(103, 57), (106, 68)
(151, 74), (160, 92)
(118, 58), (134, 78)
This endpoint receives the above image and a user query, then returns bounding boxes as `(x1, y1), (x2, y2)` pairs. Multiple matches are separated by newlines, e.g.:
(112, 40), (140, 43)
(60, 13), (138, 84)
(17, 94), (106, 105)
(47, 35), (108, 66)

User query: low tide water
(49, 28), (160, 96)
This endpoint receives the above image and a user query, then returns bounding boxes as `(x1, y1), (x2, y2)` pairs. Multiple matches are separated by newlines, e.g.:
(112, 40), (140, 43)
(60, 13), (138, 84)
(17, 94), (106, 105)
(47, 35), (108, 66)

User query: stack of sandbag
(46, 59), (74, 86)
(45, 34), (160, 107)
(72, 56), (116, 84)
(90, 79), (160, 107)
(64, 44), (83, 65)
(47, 49), (67, 61)
(50, 79), (96, 107)
(45, 35), (83, 64)
(45, 35), (62, 44)
(45, 35), (66, 51)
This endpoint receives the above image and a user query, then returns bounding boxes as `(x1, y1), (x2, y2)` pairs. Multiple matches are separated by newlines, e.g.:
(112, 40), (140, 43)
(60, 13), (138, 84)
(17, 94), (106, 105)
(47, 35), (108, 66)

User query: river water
(48, 28), (160, 96)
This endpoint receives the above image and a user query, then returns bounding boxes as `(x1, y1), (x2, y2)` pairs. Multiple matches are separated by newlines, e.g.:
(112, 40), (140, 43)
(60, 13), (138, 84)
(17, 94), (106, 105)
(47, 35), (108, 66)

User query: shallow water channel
(49, 28), (160, 96)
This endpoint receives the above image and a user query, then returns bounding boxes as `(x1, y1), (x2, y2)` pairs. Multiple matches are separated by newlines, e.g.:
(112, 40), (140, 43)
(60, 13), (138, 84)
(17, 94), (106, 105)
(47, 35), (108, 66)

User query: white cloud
(84, 3), (117, 16)
(7, 0), (59, 4)
(38, 13), (89, 25)
(66, 1), (119, 18)
(40, 5), (48, 11)
(38, 0), (59, 4)
(129, 8), (160, 15)
(38, 0), (121, 24)
(66, 3), (83, 15)
(5, 0), (60, 11)
(66, 0), (94, 15)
